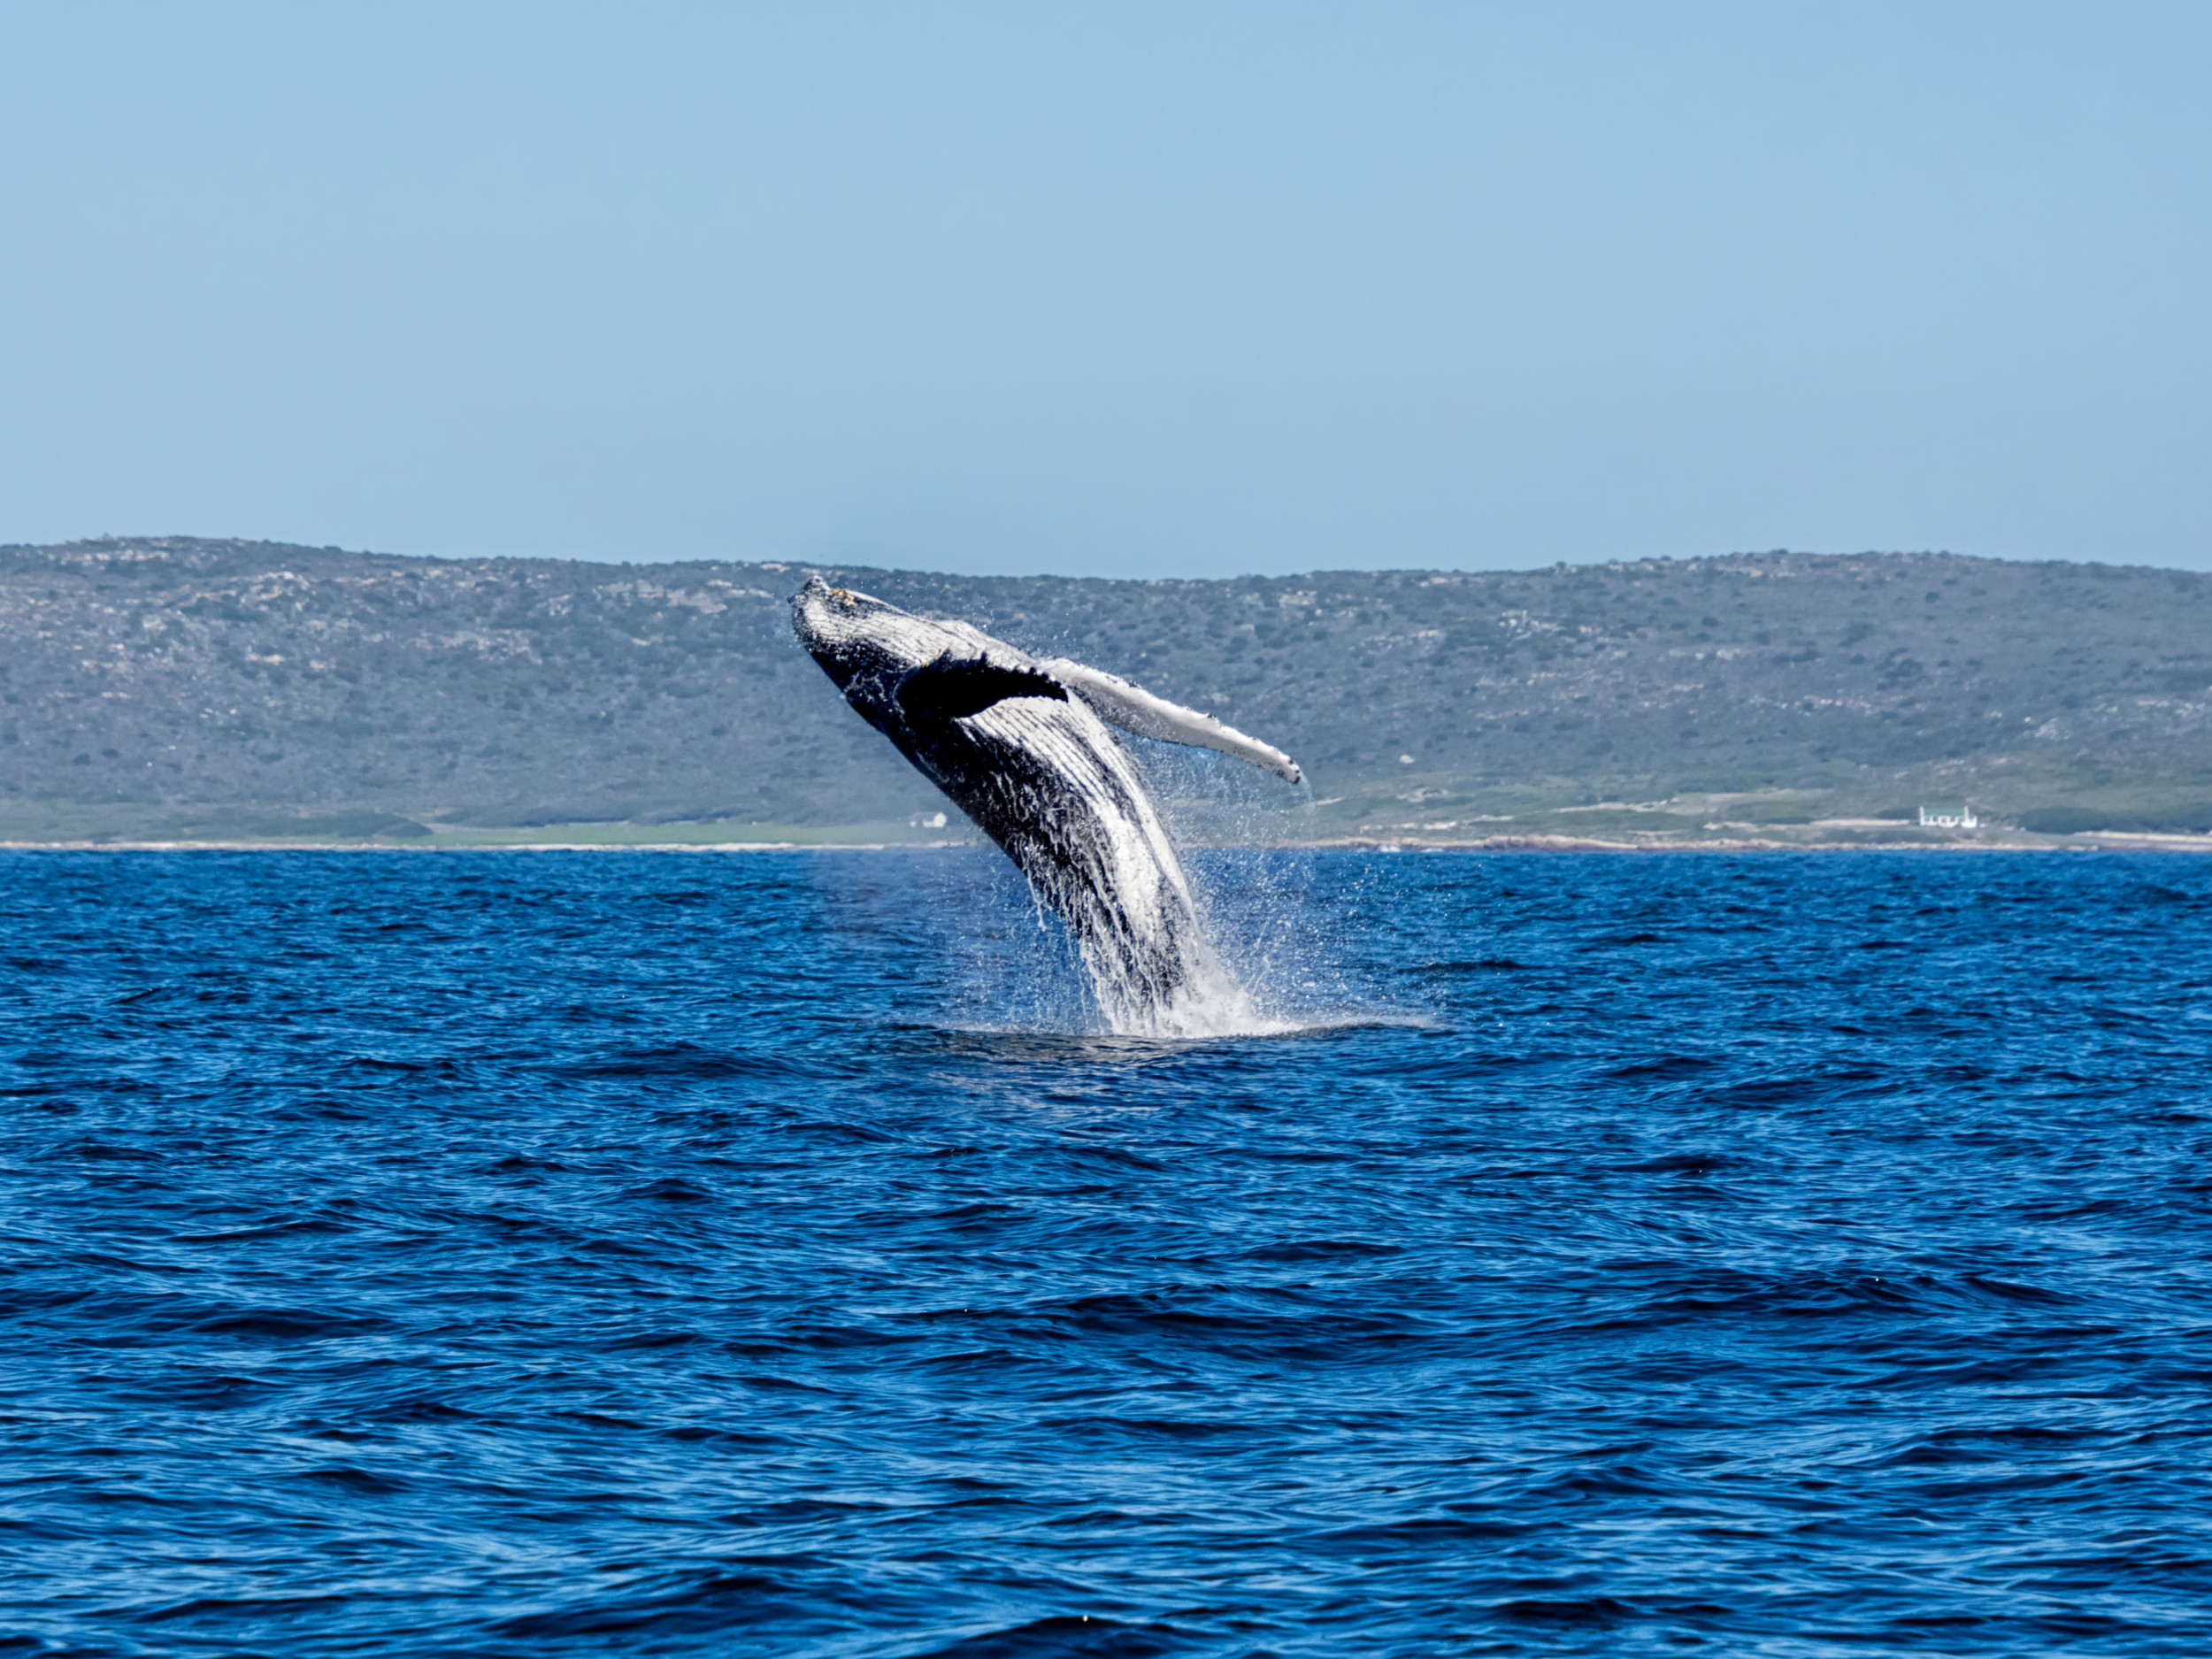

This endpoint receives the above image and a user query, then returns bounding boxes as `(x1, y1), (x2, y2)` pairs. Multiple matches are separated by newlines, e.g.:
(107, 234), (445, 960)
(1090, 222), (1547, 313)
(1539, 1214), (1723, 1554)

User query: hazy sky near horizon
(4, 3), (2208, 578)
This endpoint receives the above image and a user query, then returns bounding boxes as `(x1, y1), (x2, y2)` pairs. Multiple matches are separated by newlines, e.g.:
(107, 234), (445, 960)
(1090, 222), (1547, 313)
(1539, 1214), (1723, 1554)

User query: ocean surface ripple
(4, 849), (2210, 1657)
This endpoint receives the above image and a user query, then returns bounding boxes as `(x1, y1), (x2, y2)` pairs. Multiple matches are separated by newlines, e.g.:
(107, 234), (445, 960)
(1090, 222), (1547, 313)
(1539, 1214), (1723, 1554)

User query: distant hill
(4, 535), (2210, 844)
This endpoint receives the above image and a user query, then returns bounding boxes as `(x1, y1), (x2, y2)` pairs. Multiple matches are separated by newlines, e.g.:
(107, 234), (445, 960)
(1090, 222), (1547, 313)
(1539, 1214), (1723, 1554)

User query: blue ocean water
(4, 848), (2211, 1657)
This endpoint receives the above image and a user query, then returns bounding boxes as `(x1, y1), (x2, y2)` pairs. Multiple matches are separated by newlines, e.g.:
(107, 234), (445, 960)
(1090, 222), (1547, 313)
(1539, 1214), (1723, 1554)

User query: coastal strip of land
(6, 536), (2210, 849)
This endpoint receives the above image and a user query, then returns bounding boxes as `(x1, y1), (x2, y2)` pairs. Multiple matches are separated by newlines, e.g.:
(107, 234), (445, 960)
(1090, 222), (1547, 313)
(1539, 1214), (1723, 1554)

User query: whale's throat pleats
(892, 654), (1070, 726)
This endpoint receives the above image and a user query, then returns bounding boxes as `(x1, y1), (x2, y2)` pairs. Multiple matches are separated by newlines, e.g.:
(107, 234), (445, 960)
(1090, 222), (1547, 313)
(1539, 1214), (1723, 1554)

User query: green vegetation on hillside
(3, 536), (2209, 845)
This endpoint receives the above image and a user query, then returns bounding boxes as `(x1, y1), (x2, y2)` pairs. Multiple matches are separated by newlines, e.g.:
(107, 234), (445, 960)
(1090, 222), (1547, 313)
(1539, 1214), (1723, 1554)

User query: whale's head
(794, 574), (1079, 750)
(792, 576), (912, 692)
(790, 574), (990, 701)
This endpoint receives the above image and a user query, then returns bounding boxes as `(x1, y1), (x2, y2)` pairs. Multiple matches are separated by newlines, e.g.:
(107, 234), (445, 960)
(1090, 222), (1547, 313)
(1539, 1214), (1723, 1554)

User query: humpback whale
(791, 576), (1303, 1033)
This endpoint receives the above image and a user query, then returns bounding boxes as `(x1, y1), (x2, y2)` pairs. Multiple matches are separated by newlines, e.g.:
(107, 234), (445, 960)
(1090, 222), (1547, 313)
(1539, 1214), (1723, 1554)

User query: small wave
(1489, 1595), (1639, 1626)
(558, 1041), (823, 1080)
(916, 1616), (1205, 1657)
(136, 1594), (353, 1625)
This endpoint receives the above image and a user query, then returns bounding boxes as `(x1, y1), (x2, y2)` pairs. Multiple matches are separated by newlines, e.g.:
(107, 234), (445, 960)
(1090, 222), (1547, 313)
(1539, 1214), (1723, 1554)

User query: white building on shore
(1918, 806), (1981, 829)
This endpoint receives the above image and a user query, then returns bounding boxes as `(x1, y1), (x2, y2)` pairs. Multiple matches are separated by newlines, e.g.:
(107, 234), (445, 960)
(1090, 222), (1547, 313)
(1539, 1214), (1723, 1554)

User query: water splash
(1048, 743), (1371, 1041)
(883, 740), (1364, 1041)
(1099, 933), (1300, 1040)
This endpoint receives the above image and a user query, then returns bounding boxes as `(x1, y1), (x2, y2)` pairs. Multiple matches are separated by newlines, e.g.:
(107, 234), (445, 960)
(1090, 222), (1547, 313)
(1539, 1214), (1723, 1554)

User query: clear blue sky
(4, 3), (2207, 577)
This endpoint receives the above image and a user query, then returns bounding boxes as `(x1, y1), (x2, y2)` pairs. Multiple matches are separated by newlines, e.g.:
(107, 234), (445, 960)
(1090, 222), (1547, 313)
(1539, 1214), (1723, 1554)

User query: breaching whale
(790, 575), (1303, 1033)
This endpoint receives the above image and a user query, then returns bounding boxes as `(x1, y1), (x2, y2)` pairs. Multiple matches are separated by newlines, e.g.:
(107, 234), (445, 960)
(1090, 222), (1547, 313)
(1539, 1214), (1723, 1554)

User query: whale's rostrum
(790, 576), (1303, 1034)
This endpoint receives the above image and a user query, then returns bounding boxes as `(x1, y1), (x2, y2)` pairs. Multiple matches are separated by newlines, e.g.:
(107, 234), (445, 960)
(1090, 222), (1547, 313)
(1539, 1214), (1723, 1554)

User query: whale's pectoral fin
(1035, 657), (1304, 786)
(895, 653), (1070, 726)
